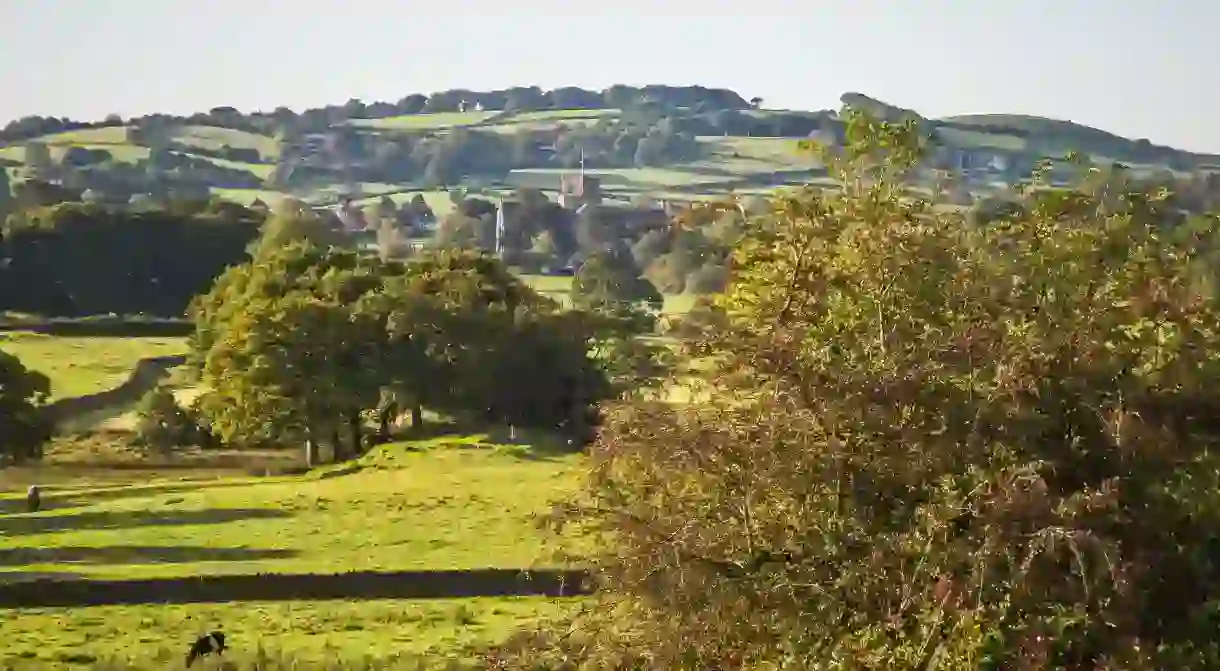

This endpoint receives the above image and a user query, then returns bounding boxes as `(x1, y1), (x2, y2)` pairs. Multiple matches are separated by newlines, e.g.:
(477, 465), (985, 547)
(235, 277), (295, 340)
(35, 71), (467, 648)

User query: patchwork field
(349, 111), (502, 131)
(0, 108), (844, 208)
(171, 125), (280, 159)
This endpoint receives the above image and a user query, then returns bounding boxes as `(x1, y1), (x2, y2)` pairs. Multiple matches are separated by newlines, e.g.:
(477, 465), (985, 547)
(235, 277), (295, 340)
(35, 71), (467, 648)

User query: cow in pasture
(185, 631), (226, 667)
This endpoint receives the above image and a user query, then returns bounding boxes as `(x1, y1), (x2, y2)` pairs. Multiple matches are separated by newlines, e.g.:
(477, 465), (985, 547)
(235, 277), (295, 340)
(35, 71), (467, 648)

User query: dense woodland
(0, 199), (261, 316)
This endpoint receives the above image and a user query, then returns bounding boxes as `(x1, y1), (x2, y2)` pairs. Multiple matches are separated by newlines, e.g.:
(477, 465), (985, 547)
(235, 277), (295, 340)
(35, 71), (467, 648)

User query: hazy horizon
(3, 0), (1218, 153)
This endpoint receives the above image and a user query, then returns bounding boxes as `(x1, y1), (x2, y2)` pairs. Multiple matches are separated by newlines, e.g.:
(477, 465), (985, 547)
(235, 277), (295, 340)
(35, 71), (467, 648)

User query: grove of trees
(187, 218), (665, 463)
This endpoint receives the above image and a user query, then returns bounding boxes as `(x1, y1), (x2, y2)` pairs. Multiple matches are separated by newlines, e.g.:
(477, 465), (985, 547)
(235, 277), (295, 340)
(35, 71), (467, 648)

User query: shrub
(496, 112), (1220, 669)
(133, 385), (194, 453)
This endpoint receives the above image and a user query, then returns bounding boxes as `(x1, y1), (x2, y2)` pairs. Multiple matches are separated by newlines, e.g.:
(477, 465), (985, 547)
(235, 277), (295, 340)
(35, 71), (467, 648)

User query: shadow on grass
(0, 478), (289, 515)
(0, 545), (296, 567)
(484, 426), (582, 462)
(0, 568), (593, 608)
(0, 570), (86, 584)
(0, 507), (293, 536)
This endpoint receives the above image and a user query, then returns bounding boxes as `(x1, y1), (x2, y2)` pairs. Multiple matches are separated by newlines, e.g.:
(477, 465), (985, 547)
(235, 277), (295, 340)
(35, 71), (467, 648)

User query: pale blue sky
(2, 1), (1217, 152)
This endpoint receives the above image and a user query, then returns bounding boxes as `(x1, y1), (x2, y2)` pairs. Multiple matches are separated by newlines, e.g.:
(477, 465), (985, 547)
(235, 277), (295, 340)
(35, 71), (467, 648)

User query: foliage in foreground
(489, 112), (1220, 669)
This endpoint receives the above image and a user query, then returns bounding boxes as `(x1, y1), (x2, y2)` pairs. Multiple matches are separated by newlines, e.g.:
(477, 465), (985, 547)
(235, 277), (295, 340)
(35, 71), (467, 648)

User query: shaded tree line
(0, 202), (262, 316)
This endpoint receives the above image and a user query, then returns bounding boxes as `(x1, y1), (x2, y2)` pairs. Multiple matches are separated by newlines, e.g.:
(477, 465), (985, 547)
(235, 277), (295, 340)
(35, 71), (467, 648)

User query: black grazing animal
(185, 631), (225, 667)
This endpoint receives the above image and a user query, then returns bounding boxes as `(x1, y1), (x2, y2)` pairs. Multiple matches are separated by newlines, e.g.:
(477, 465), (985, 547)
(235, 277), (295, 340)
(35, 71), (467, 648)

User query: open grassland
(487, 109), (621, 133)
(350, 111), (501, 131)
(697, 136), (817, 167)
(33, 126), (135, 146)
(202, 156), (275, 179)
(932, 126), (1027, 152)
(507, 109), (619, 123)
(0, 434), (303, 490)
(209, 187), (286, 207)
(0, 333), (188, 400)
(1, 596), (575, 669)
(0, 438), (584, 581)
(171, 125), (279, 159)
(347, 189), (459, 218)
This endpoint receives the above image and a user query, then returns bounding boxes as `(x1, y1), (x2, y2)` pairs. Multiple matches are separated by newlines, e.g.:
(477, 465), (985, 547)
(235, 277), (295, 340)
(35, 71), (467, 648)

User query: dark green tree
(0, 349), (52, 465)
(134, 385), (195, 454)
(571, 247), (662, 312)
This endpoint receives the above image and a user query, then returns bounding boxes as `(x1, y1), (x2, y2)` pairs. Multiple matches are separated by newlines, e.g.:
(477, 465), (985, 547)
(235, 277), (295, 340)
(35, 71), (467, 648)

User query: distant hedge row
(0, 203), (260, 318)
(0, 318), (193, 337)
(0, 569), (593, 608)
(43, 355), (187, 429)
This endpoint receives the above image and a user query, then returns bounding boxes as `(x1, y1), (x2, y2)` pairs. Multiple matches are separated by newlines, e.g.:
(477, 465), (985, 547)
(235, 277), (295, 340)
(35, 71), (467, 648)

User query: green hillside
(1, 85), (1216, 211)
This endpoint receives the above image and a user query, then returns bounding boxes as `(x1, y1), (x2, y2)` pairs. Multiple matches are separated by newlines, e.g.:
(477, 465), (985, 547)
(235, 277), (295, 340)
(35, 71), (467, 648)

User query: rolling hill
(2, 86), (1216, 212)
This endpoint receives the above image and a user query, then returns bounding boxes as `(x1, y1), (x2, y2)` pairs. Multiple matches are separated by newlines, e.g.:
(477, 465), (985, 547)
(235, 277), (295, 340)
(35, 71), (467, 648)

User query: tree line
(0, 201), (261, 317)
(0, 84), (753, 145)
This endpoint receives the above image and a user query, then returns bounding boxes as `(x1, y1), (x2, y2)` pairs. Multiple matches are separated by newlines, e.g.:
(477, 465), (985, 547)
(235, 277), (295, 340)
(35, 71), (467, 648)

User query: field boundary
(0, 319), (193, 337)
(44, 354), (188, 431)
(0, 568), (593, 608)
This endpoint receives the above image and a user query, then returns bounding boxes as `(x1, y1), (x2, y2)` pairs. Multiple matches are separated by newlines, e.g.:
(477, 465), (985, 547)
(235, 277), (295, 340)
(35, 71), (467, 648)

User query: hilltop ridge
(1, 85), (1215, 213)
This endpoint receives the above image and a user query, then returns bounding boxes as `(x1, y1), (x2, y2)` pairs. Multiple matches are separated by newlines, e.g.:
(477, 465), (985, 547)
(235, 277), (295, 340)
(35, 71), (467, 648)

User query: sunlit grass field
(0, 438), (584, 581)
(0, 334), (188, 400)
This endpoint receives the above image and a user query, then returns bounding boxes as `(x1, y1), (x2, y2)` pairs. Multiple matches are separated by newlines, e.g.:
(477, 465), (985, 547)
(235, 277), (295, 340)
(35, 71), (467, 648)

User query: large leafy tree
(571, 246), (662, 313)
(0, 349), (53, 465)
(193, 244), (394, 456)
(497, 111), (1220, 669)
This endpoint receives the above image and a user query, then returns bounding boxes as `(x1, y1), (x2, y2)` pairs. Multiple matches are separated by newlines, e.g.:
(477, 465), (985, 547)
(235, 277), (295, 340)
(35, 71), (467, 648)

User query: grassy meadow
(349, 111), (501, 131)
(171, 125), (280, 159)
(2, 596), (575, 669)
(0, 242), (702, 667)
(0, 333), (188, 399)
(1, 431), (585, 669)
(0, 438), (584, 581)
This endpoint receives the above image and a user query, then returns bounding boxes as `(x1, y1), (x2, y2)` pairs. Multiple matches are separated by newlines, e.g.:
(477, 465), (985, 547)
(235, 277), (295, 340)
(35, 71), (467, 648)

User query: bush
(496, 112), (1220, 669)
(133, 385), (194, 453)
